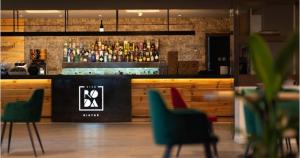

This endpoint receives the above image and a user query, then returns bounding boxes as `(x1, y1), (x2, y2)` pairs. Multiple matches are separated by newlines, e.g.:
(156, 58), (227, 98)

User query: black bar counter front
(51, 75), (131, 122)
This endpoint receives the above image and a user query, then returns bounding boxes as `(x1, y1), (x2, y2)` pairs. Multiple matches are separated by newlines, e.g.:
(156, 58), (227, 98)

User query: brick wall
(5, 17), (232, 74)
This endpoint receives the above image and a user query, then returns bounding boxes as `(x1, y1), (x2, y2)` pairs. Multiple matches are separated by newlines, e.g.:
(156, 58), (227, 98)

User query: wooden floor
(1, 122), (244, 158)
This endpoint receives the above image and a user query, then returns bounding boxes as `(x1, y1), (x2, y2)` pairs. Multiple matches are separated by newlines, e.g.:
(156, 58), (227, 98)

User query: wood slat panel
(131, 78), (234, 120)
(1, 79), (52, 117)
(1, 19), (25, 63)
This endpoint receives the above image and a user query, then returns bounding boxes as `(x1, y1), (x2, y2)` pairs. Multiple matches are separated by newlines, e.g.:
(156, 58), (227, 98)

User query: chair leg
(1, 122), (7, 145)
(212, 143), (218, 157)
(244, 142), (251, 158)
(164, 145), (173, 158)
(279, 138), (284, 157)
(32, 122), (45, 154)
(287, 138), (292, 152)
(7, 122), (13, 153)
(26, 122), (37, 157)
(296, 136), (299, 151)
(176, 145), (182, 158)
(285, 138), (290, 151)
(204, 143), (212, 158)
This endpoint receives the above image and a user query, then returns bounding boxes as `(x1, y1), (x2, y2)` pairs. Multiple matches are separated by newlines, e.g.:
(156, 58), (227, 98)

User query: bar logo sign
(79, 86), (104, 111)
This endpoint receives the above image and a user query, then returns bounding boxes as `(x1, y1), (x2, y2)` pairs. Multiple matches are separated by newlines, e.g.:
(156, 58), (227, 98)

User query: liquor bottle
(154, 51), (159, 62)
(138, 52), (142, 62)
(99, 20), (104, 32)
(91, 51), (96, 62)
(99, 51), (104, 62)
(63, 42), (68, 62)
(128, 51), (131, 62)
(104, 51), (108, 62)
(80, 49), (84, 62)
(72, 40), (76, 50)
(143, 41), (147, 51)
(146, 40), (151, 50)
(143, 52), (146, 62)
(70, 49), (74, 62)
(110, 51), (115, 62)
(125, 51), (129, 62)
(151, 41), (155, 51)
(124, 41), (128, 51)
(98, 39), (101, 50)
(87, 50), (92, 62)
(94, 39), (99, 51)
(133, 51), (137, 62)
(139, 42), (143, 51)
(83, 49), (88, 62)
(155, 39), (159, 50)
(101, 43), (105, 51)
(67, 48), (71, 63)
(150, 51), (154, 62)
(96, 51), (99, 62)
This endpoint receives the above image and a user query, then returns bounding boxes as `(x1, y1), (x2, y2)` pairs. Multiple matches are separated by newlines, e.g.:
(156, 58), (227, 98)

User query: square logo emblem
(79, 86), (104, 111)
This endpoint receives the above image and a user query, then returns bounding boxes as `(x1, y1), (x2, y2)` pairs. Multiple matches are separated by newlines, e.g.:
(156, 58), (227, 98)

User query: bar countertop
(1, 74), (233, 79)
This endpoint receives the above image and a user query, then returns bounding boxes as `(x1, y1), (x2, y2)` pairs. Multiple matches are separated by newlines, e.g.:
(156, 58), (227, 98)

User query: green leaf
(274, 33), (299, 79)
(272, 74), (282, 97)
(248, 34), (275, 102)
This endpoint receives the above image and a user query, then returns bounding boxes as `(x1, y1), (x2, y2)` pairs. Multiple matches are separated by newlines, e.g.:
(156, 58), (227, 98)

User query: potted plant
(242, 32), (299, 158)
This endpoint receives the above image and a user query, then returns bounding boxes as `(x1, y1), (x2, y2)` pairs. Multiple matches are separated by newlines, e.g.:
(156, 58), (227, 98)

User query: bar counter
(1, 75), (234, 122)
(1, 74), (233, 79)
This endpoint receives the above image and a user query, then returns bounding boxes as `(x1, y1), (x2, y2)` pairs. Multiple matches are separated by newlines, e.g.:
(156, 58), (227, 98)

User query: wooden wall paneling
(131, 78), (234, 119)
(1, 79), (52, 117)
(1, 19), (25, 63)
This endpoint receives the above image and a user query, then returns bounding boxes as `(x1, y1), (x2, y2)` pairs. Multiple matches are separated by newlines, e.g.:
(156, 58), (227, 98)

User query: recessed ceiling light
(25, 10), (61, 14)
(138, 12), (143, 16)
(126, 10), (160, 13)
(178, 14), (182, 17)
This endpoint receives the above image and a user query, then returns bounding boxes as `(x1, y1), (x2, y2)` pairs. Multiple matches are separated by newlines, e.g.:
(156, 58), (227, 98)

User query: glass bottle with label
(99, 51), (104, 62)
(63, 42), (68, 62)
(154, 51), (159, 62)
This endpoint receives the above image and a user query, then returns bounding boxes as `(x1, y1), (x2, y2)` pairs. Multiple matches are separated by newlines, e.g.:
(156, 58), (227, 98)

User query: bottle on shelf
(63, 42), (68, 61)
(63, 39), (160, 63)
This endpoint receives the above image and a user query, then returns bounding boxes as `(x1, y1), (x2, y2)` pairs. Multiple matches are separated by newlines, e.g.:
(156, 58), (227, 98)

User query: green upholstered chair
(148, 90), (218, 158)
(1, 89), (45, 157)
(242, 88), (299, 156)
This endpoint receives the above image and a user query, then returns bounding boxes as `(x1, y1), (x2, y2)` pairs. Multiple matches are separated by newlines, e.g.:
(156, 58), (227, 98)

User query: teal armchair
(148, 90), (218, 158)
(242, 89), (299, 156)
(1, 89), (45, 157)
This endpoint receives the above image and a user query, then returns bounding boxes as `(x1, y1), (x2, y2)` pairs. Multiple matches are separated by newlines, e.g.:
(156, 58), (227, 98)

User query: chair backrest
(170, 87), (188, 108)
(242, 89), (263, 137)
(242, 88), (299, 137)
(148, 90), (171, 144)
(277, 100), (299, 131)
(27, 89), (44, 122)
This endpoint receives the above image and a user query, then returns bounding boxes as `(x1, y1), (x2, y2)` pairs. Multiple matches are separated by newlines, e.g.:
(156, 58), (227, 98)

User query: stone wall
(23, 17), (232, 74)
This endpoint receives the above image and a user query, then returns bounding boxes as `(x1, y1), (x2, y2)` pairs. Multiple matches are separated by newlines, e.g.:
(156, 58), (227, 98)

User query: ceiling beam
(1, 0), (234, 10)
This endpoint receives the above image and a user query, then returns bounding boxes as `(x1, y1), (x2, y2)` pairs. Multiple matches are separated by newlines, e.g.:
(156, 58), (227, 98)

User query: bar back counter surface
(1, 74), (234, 122)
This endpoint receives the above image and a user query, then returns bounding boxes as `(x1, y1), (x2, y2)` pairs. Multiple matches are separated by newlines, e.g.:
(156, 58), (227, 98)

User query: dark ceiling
(2, 0), (233, 10)
(1, 0), (297, 10)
